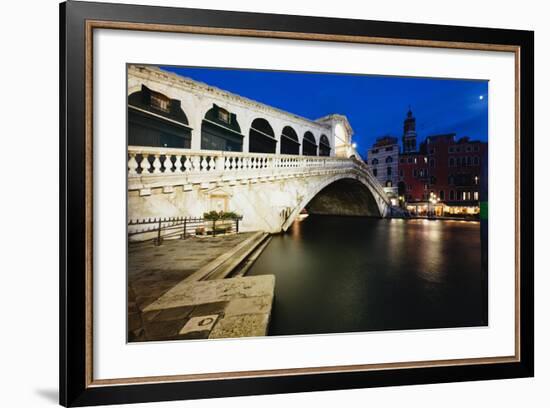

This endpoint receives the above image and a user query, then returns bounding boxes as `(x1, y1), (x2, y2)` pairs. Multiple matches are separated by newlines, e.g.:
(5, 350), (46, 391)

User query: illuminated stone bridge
(128, 148), (391, 233)
(126, 65), (392, 233)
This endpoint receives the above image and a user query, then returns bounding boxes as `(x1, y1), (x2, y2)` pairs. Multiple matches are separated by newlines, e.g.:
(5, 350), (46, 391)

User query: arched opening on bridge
(201, 104), (243, 151)
(280, 126), (300, 155)
(302, 131), (317, 156)
(319, 134), (331, 156)
(128, 85), (192, 148)
(305, 178), (381, 218)
(249, 118), (277, 154)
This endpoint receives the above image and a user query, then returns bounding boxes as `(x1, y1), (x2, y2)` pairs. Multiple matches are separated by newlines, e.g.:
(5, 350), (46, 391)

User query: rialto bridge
(127, 65), (392, 234)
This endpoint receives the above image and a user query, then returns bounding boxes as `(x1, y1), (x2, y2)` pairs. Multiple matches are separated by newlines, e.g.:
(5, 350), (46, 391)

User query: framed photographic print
(60, 0), (534, 406)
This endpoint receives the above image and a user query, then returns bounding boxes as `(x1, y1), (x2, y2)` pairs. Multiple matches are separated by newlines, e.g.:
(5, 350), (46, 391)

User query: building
(396, 108), (487, 217)
(360, 108), (489, 217)
(367, 136), (399, 203)
(402, 107), (418, 153)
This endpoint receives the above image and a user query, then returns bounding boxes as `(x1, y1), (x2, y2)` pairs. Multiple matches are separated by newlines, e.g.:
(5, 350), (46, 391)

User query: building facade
(368, 108), (488, 217)
(396, 108), (487, 217)
(367, 136), (399, 202)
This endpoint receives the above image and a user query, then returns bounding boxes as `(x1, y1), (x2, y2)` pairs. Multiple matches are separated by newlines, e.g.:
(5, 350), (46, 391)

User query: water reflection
(247, 215), (486, 336)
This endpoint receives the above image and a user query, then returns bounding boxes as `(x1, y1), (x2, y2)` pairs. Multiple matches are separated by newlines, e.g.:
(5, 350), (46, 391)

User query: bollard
(156, 218), (162, 246)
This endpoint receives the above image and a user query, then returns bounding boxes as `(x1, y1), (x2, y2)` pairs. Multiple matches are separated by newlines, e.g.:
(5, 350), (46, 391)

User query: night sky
(160, 65), (488, 157)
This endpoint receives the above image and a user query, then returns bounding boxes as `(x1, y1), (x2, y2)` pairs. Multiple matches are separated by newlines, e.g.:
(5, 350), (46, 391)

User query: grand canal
(247, 215), (487, 336)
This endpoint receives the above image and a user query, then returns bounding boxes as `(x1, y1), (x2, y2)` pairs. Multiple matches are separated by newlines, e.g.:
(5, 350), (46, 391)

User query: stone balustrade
(127, 146), (389, 205)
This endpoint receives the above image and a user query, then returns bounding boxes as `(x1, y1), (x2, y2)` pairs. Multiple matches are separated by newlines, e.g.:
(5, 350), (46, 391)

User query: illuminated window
(424, 157), (428, 164)
(218, 108), (231, 123)
(386, 180), (392, 187)
(150, 93), (170, 112)
(474, 191), (479, 200)
(474, 175), (479, 185)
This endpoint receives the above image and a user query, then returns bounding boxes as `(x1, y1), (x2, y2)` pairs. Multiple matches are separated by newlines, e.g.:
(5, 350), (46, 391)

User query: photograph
(126, 64), (489, 342)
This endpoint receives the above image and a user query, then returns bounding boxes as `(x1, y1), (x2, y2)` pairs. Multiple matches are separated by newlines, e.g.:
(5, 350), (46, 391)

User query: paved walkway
(128, 232), (274, 342)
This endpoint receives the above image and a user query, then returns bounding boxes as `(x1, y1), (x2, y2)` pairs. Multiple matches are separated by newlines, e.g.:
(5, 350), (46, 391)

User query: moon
(479, 95), (484, 100)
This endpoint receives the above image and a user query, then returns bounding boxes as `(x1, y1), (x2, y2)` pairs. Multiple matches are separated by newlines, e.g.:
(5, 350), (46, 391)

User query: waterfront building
(397, 125), (487, 217)
(367, 136), (399, 203)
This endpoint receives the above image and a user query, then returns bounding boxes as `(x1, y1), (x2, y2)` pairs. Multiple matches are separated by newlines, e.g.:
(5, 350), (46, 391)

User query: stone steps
(204, 232), (270, 280)
(181, 231), (268, 282)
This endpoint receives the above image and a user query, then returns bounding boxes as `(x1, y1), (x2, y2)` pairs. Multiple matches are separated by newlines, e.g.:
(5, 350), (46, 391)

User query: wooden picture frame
(60, 1), (534, 406)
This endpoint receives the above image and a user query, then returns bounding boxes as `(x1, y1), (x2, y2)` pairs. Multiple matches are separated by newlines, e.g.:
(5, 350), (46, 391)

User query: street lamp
(428, 192), (438, 218)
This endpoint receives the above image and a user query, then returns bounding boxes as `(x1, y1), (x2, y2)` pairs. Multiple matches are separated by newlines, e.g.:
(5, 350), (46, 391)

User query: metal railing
(128, 216), (242, 245)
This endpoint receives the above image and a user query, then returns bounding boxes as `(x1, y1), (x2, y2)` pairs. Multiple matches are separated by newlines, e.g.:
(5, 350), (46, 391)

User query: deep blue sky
(161, 65), (488, 156)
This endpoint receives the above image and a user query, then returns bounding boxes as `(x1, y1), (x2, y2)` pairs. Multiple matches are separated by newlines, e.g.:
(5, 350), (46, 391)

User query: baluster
(163, 155), (172, 173)
(225, 156), (231, 171)
(152, 154), (162, 174)
(128, 153), (138, 175)
(192, 156), (201, 171)
(208, 156), (216, 171)
(174, 154), (182, 173)
(139, 154), (150, 174)
(237, 157), (242, 170)
(183, 156), (191, 172)
(216, 155), (224, 172)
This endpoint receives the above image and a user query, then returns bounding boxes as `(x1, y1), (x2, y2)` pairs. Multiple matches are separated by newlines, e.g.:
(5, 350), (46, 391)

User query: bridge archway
(281, 126), (300, 155)
(201, 104), (243, 152)
(282, 175), (385, 231)
(319, 134), (331, 156)
(302, 131), (317, 156)
(128, 85), (192, 148)
(249, 118), (277, 153)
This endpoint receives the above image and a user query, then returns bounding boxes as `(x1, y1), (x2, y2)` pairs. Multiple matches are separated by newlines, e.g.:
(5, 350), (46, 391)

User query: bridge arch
(281, 126), (300, 155)
(319, 134), (331, 156)
(249, 118), (277, 153)
(201, 104), (243, 152)
(302, 131), (317, 156)
(281, 174), (386, 231)
(128, 85), (192, 148)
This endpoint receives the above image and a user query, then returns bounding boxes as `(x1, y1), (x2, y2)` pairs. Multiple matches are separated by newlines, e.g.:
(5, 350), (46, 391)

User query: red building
(396, 111), (487, 217)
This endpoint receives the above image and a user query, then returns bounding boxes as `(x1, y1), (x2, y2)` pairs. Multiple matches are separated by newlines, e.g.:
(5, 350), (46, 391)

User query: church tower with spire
(402, 107), (417, 153)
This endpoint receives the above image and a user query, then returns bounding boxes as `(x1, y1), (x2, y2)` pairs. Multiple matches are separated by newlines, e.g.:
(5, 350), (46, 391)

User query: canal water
(247, 215), (487, 336)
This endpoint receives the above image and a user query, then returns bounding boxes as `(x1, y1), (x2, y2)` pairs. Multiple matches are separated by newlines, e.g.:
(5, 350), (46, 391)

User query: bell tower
(402, 107), (417, 153)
